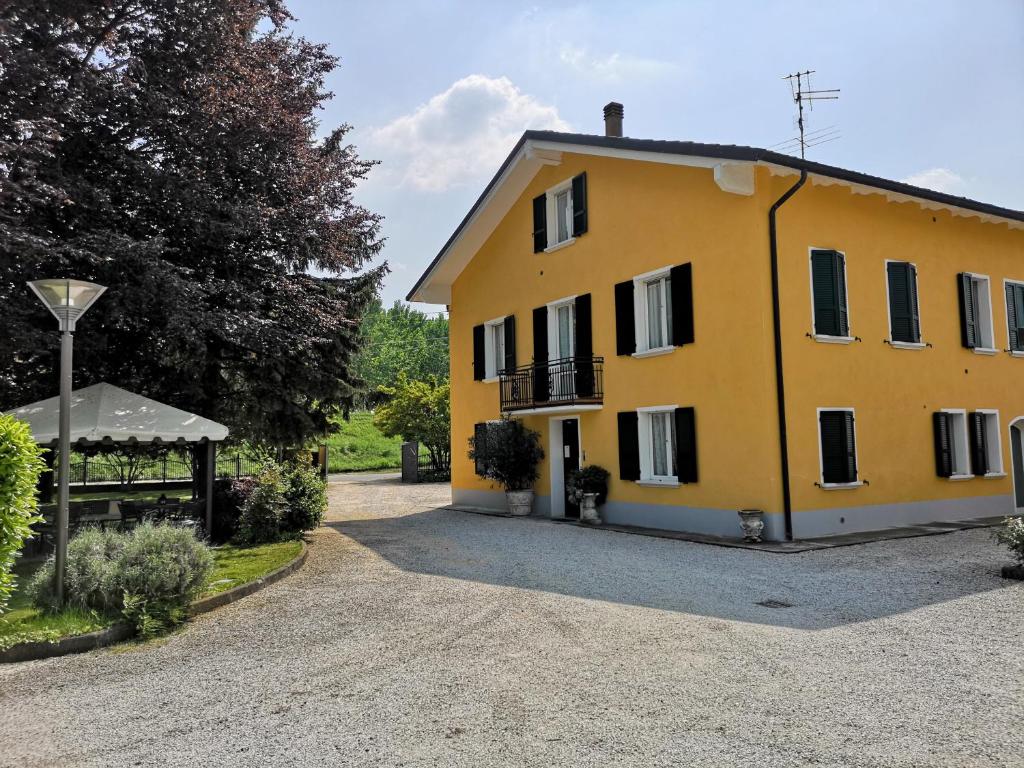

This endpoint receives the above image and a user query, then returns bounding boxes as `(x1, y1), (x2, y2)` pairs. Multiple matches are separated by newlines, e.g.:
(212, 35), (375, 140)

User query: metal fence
(68, 453), (264, 487)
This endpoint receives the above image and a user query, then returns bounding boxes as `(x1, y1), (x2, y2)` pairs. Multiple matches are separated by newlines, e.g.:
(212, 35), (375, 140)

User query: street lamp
(28, 279), (106, 604)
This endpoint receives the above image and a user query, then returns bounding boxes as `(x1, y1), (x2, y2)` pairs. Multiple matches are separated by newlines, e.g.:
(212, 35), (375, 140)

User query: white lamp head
(28, 279), (107, 332)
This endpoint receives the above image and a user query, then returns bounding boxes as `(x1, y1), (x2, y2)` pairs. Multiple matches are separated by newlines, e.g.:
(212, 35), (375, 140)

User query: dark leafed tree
(0, 0), (384, 445)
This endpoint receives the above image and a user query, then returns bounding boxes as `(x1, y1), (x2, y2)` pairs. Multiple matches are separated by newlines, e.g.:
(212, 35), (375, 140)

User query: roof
(6, 383), (229, 445)
(407, 130), (1024, 303)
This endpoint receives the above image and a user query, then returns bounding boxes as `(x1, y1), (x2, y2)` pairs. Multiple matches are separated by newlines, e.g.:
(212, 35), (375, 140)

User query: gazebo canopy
(6, 382), (229, 446)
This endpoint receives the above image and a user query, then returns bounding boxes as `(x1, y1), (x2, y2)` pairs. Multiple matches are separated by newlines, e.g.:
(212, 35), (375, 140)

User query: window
(473, 316), (515, 381)
(817, 409), (859, 487)
(809, 249), (850, 340)
(531, 173), (588, 252)
(957, 273), (995, 352)
(1004, 280), (1024, 354)
(617, 407), (697, 485)
(933, 410), (971, 478)
(631, 268), (673, 353)
(620, 264), (692, 356)
(969, 410), (1003, 476)
(886, 261), (922, 345)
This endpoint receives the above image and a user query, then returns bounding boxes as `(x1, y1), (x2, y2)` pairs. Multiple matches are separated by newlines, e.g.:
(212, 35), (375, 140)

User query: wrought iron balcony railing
(499, 356), (604, 412)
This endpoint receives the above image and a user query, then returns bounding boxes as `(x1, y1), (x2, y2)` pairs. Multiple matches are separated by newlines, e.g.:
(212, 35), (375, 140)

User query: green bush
(29, 523), (213, 638)
(994, 516), (1024, 564)
(468, 418), (544, 492)
(567, 465), (611, 506)
(235, 464), (287, 546)
(0, 413), (46, 613)
(282, 461), (327, 534)
(211, 477), (256, 544)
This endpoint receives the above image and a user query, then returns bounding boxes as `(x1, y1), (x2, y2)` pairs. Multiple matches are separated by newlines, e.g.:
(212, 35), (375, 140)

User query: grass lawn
(1, 540), (304, 651)
(70, 489), (189, 502)
(325, 411), (404, 472)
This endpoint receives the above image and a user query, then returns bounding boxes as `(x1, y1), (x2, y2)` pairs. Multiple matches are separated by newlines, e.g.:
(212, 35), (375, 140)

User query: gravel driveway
(1, 475), (1021, 767)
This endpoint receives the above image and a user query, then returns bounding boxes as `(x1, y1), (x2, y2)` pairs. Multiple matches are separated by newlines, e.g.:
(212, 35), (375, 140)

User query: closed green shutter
(1006, 283), (1024, 352)
(969, 412), (988, 476)
(933, 412), (953, 478)
(820, 410), (857, 484)
(472, 324), (485, 381)
(532, 194), (547, 253)
(614, 280), (636, 355)
(957, 273), (978, 348)
(887, 261), (921, 343)
(674, 407), (698, 483)
(811, 250), (849, 337)
(617, 411), (640, 481)
(571, 173), (588, 237)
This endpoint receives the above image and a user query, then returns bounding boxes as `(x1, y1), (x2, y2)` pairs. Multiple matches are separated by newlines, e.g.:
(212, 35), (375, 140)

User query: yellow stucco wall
(449, 152), (1024, 531)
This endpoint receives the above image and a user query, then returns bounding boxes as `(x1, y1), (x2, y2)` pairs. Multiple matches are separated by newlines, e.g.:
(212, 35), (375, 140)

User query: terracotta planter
(506, 489), (534, 516)
(579, 492), (602, 525)
(737, 509), (765, 543)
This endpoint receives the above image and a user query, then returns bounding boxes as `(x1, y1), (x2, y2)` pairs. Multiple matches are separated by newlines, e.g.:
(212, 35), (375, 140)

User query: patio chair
(119, 500), (146, 530)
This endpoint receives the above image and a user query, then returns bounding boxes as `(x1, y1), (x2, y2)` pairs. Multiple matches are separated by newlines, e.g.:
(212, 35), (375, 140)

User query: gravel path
(1, 477), (1022, 767)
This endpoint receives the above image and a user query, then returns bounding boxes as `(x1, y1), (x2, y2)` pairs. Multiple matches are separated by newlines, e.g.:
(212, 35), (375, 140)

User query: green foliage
(29, 523), (213, 637)
(211, 477), (257, 544)
(0, 2), (384, 446)
(282, 462), (327, 534)
(325, 412), (406, 472)
(468, 418), (544, 492)
(567, 465), (611, 506)
(235, 465), (288, 546)
(354, 300), (449, 405)
(0, 413), (46, 614)
(994, 516), (1024, 564)
(374, 373), (451, 473)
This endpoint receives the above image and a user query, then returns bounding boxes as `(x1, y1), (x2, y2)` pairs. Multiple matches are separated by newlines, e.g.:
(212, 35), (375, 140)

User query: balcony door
(548, 300), (575, 400)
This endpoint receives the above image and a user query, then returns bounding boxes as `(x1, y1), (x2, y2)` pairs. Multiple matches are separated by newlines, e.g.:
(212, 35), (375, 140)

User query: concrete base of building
(451, 487), (1015, 542)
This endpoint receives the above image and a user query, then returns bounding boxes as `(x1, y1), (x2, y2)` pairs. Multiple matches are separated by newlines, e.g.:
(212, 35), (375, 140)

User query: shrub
(211, 477), (257, 544)
(567, 465), (610, 506)
(0, 413), (46, 613)
(282, 461), (327, 535)
(235, 464), (287, 545)
(29, 523), (213, 638)
(994, 516), (1024, 564)
(374, 373), (451, 474)
(468, 418), (544, 492)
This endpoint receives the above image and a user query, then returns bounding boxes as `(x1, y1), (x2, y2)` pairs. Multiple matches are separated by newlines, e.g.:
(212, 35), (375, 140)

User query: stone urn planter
(737, 509), (765, 543)
(506, 489), (534, 516)
(579, 492), (602, 525)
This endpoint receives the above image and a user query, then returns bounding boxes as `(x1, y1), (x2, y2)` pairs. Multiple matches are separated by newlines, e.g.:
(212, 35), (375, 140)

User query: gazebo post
(205, 441), (216, 536)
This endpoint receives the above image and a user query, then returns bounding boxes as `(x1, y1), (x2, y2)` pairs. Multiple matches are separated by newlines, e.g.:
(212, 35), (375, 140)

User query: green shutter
(472, 324), (485, 380)
(820, 410), (856, 484)
(811, 250), (848, 337)
(674, 407), (698, 483)
(969, 412), (988, 476)
(958, 273), (978, 348)
(532, 194), (547, 253)
(933, 412), (953, 478)
(617, 411), (640, 481)
(571, 173), (588, 237)
(887, 261), (920, 343)
(1006, 283), (1024, 352)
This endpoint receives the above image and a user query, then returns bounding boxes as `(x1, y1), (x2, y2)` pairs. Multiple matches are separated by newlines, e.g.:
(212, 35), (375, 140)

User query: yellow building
(408, 103), (1024, 541)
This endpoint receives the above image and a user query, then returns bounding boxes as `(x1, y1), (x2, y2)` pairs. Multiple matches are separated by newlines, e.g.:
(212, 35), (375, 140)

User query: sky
(285, 0), (1024, 314)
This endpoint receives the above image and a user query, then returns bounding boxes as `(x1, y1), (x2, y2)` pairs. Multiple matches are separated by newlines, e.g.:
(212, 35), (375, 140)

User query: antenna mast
(782, 70), (840, 158)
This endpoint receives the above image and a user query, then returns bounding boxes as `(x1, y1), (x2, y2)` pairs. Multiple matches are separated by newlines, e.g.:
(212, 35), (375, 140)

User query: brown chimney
(603, 102), (623, 137)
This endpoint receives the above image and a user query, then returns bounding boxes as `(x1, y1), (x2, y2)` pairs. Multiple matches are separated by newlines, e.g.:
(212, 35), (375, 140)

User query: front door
(562, 419), (580, 518)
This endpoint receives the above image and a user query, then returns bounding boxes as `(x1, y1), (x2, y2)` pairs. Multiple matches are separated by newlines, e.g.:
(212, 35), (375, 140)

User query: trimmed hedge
(0, 414), (46, 614)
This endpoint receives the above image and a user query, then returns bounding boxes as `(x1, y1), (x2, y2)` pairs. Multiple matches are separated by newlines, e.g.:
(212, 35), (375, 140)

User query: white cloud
(371, 75), (569, 192)
(900, 168), (967, 196)
(559, 45), (679, 83)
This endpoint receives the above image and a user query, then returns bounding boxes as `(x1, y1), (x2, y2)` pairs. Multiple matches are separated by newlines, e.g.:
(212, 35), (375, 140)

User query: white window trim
(964, 272), (997, 354)
(815, 407), (863, 489)
(482, 316), (506, 382)
(632, 265), (675, 355)
(544, 178), (574, 250)
(941, 408), (973, 479)
(808, 247), (853, 343)
(1003, 278), (1024, 356)
(637, 405), (679, 485)
(883, 258), (926, 349)
(545, 295), (577, 362)
(976, 408), (1005, 477)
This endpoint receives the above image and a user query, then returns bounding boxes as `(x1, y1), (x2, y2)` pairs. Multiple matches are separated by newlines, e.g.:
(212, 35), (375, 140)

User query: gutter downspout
(769, 170), (807, 541)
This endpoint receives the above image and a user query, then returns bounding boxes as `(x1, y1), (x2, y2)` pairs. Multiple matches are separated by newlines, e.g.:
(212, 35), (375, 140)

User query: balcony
(499, 356), (604, 414)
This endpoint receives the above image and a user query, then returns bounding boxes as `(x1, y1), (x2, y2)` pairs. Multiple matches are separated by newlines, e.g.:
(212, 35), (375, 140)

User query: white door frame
(1009, 417), (1024, 512)
(548, 416), (583, 519)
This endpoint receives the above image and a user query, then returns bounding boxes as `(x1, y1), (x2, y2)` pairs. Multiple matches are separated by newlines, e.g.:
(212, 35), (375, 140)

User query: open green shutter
(933, 412), (953, 478)
(571, 173), (588, 237)
(1006, 283), (1024, 352)
(614, 280), (636, 355)
(674, 407), (698, 483)
(532, 306), (549, 402)
(532, 194), (547, 253)
(472, 324), (485, 380)
(958, 273), (978, 348)
(670, 263), (694, 345)
(617, 412), (640, 481)
(503, 315), (516, 373)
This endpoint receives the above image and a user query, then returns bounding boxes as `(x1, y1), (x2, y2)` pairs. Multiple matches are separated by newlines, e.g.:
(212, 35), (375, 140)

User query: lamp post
(28, 279), (106, 604)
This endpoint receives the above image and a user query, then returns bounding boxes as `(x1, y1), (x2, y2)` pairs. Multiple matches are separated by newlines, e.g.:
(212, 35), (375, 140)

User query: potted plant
(994, 516), (1024, 580)
(468, 418), (544, 516)
(567, 465), (610, 525)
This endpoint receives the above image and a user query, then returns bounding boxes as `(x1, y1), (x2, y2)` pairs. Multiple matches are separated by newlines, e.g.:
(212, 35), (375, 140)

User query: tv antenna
(780, 70), (840, 158)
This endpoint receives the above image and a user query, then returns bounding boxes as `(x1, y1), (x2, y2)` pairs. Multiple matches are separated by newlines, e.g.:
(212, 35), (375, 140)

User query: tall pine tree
(0, 0), (384, 445)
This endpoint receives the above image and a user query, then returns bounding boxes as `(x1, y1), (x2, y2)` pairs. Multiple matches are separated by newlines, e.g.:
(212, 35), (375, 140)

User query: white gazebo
(7, 382), (229, 531)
